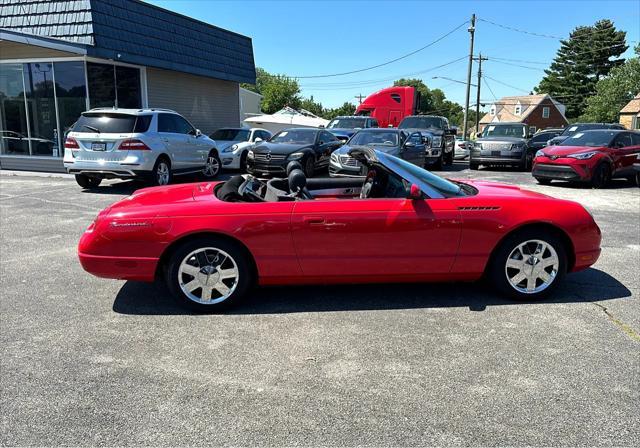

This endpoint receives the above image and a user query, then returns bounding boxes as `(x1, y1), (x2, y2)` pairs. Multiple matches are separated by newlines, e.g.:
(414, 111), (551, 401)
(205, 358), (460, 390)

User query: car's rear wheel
(535, 177), (552, 185)
(203, 150), (221, 179)
(444, 150), (453, 166)
(303, 155), (315, 178)
(152, 157), (172, 186)
(75, 174), (102, 189)
(488, 229), (566, 301)
(591, 163), (611, 189)
(166, 237), (254, 312)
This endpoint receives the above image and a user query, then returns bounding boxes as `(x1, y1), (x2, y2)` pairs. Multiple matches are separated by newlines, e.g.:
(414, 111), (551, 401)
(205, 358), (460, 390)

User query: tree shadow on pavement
(112, 267), (632, 316)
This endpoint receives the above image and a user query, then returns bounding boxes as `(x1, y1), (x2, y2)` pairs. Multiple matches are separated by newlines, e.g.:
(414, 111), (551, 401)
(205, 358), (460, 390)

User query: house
(478, 94), (568, 134)
(619, 94), (640, 130)
(0, 0), (256, 172)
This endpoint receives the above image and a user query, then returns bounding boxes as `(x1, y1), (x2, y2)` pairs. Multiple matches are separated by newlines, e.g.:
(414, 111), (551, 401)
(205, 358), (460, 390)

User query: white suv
(63, 108), (220, 188)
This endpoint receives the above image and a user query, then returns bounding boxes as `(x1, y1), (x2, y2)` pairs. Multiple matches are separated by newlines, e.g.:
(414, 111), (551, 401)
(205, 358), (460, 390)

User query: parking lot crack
(592, 302), (640, 342)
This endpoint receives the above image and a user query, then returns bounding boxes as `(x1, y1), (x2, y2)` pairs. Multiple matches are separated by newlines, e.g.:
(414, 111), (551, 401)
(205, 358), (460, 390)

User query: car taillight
(459, 143), (466, 149)
(65, 137), (79, 149)
(119, 139), (150, 150)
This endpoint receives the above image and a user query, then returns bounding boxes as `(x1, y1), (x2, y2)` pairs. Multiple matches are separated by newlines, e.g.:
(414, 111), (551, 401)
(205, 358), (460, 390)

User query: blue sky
(149, 0), (639, 109)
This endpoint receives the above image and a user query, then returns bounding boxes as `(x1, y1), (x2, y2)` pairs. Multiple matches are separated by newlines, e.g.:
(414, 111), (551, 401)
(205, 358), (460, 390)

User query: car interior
(215, 161), (411, 203)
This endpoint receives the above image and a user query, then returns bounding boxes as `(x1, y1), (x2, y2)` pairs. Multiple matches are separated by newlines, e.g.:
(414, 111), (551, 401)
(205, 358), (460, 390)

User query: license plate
(91, 142), (106, 151)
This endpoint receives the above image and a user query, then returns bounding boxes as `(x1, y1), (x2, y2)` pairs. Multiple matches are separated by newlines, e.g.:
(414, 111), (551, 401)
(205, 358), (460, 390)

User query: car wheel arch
(156, 231), (258, 281)
(483, 222), (576, 276)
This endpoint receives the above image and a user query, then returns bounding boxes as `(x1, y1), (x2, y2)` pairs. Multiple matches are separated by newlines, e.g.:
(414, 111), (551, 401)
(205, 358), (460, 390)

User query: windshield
(349, 130), (400, 147)
(561, 124), (613, 136)
(562, 131), (617, 147)
(327, 118), (367, 129)
(399, 116), (445, 130)
(210, 129), (250, 141)
(383, 153), (466, 197)
(270, 129), (317, 145)
(482, 124), (526, 138)
(72, 113), (151, 134)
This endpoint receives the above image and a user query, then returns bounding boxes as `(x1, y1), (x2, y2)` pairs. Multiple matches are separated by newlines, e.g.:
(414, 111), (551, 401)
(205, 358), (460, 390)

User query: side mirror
(408, 184), (423, 200)
(476, 132), (482, 139)
(403, 141), (416, 150)
(195, 129), (202, 137)
(615, 141), (625, 148)
(254, 137), (263, 143)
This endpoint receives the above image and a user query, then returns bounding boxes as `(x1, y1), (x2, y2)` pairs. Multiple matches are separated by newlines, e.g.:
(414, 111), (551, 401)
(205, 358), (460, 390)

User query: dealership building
(0, 0), (256, 172)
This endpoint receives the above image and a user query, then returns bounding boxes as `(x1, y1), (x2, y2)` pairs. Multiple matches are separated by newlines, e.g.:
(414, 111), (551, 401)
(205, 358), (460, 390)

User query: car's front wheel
(488, 229), (566, 301)
(303, 155), (315, 177)
(444, 149), (454, 166)
(75, 174), (102, 189)
(165, 236), (254, 312)
(203, 150), (221, 179)
(591, 162), (611, 189)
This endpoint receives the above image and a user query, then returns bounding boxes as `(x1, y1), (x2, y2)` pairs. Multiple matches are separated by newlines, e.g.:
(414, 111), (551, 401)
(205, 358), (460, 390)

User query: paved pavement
(1, 164), (639, 446)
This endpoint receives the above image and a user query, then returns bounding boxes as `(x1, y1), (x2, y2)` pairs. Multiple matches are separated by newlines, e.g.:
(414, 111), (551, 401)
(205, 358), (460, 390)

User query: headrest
(286, 161), (303, 175)
(288, 169), (307, 192)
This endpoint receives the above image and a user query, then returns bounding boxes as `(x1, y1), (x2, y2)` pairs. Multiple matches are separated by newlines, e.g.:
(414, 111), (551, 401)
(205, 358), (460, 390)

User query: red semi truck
(355, 86), (419, 128)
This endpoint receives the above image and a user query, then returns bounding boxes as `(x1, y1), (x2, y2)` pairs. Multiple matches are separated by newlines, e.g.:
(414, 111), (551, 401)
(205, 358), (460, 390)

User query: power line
(291, 20), (469, 79)
(477, 18), (621, 41)
(488, 59), (547, 72)
(482, 76), (499, 101)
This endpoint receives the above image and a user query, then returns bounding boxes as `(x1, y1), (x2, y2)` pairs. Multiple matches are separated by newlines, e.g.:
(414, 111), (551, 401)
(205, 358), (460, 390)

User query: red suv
(532, 130), (640, 188)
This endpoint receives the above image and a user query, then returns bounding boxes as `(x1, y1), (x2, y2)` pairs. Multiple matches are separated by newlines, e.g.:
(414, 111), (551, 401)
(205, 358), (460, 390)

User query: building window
(514, 104), (522, 115)
(23, 63), (58, 156)
(54, 61), (87, 142)
(390, 93), (402, 103)
(490, 105), (496, 116)
(634, 115), (640, 130)
(542, 106), (550, 118)
(0, 64), (30, 155)
(87, 62), (141, 109)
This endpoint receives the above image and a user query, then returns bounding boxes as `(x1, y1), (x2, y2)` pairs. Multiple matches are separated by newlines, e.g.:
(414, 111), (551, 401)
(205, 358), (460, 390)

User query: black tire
(430, 156), (443, 171)
(203, 150), (221, 179)
(591, 162), (611, 189)
(165, 236), (254, 313)
(303, 155), (315, 178)
(635, 172), (640, 188)
(444, 150), (454, 166)
(151, 157), (172, 186)
(535, 177), (552, 185)
(469, 162), (479, 170)
(239, 151), (248, 173)
(75, 174), (102, 189)
(487, 228), (567, 301)
(519, 154), (532, 172)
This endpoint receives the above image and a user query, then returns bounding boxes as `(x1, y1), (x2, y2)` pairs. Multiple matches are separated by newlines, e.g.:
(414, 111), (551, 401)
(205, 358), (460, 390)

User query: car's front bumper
(470, 149), (525, 165)
(220, 150), (244, 170)
(532, 156), (595, 181)
(246, 159), (289, 177)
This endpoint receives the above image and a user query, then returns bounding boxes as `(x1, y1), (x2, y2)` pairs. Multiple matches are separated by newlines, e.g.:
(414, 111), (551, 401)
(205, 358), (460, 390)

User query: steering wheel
(360, 170), (376, 199)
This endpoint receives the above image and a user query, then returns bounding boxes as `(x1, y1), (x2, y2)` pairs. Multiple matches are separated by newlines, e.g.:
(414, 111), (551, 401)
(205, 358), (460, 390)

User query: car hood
(216, 140), (244, 150)
(540, 145), (605, 156)
(253, 142), (313, 155)
(477, 136), (527, 144)
(328, 128), (358, 135)
(401, 127), (445, 136)
(461, 180), (551, 199)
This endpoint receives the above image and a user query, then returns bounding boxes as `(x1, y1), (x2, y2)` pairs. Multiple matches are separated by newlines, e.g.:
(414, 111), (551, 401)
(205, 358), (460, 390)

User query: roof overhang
(0, 29), (87, 55)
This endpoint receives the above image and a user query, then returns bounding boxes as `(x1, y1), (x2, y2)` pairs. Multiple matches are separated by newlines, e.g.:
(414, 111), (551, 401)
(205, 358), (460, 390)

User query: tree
(324, 102), (357, 120)
(393, 78), (436, 113)
(299, 95), (324, 117)
(241, 67), (302, 114)
(581, 44), (640, 122)
(535, 20), (628, 119)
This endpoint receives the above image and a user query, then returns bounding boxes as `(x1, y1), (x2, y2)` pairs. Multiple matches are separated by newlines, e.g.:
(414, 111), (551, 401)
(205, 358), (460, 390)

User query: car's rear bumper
(64, 160), (153, 178)
(78, 252), (158, 282)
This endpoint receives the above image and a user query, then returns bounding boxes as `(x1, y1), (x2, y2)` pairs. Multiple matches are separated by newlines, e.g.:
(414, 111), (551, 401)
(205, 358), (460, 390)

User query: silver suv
(63, 108), (220, 188)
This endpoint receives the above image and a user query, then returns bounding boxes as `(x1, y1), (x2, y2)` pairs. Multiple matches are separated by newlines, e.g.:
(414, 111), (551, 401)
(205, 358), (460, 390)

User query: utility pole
(462, 14), (476, 141)
(354, 94), (366, 105)
(474, 53), (488, 136)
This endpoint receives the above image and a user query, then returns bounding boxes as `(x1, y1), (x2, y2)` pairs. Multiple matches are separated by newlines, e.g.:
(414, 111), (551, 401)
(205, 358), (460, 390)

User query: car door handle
(161, 138), (169, 143)
(303, 216), (325, 225)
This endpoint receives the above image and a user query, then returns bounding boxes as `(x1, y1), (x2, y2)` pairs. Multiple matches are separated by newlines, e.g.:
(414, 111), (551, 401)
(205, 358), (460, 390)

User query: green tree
(300, 95), (325, 117)
(241, 67), (302, 114)
(581, 44), (640, 122)
(393, 78), (435, 113)
(324, 102), (357, 120)
(535, 20), (628, 119)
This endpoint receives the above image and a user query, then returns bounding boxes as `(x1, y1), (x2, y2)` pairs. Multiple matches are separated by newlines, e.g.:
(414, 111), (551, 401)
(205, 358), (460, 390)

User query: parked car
(528, 128), (564, 152)
(210, 127), (272, 171)
(532, 130), (640, 188)
(634, 153), (640, 187)
(326, 116), (379, 142)
(78, 147), (602, 312)
(398, 115), (456, 168)
(329, 128), (425, 177)
(63, 108), (220, 188)
(246, 128), (342, 178)
(454, 137), (470, 160)
(470, 122), (534, 171)
(547, 123), (626, 146)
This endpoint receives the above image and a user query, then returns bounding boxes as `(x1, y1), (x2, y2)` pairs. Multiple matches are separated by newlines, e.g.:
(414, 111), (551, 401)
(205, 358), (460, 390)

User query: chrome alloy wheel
(504, 239), (559, 294)
(178, 247), (239, 304)
(157, 161), (170, 185)
(204, 155), (220, 177)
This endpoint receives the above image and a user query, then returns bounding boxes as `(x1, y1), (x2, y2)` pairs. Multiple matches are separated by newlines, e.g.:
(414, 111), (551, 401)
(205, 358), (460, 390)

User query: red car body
(355, 86), (418, 128)
(532, 131), (640, 184)
(79, 180), (601, 287)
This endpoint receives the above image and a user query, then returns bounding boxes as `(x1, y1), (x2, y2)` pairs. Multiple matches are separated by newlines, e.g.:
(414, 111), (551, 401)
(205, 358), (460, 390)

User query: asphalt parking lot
(1, 163), (638, 446)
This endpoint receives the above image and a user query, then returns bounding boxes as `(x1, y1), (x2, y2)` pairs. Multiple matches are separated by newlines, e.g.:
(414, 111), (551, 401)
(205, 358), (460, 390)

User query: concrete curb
(0, 169), (74, 179)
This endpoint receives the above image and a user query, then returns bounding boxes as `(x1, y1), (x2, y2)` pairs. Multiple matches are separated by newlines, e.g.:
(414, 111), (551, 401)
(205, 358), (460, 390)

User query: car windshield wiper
(82, 125), (101, 133)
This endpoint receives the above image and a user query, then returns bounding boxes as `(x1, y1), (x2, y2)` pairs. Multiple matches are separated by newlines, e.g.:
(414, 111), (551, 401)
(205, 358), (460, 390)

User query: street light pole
(462, 14), (476, 141)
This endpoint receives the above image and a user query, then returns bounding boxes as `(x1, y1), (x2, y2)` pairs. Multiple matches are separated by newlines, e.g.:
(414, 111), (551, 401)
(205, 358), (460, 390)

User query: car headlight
(432, 136), (443, 148)
(330, 152), (339, 162)
(567, 151), (597, 160)
(288, 152), (304, 160)
(511, 143), (525, 151)
(535, 150), (545, 158)
(247, 150), (254, 159)
(222, 144), (238, 153)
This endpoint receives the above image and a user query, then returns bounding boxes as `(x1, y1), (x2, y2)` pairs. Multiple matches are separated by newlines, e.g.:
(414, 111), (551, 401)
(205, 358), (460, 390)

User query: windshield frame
(481, 124), (527, 138)
(348, 129), (401, 147)
(327, 117), (368, 129)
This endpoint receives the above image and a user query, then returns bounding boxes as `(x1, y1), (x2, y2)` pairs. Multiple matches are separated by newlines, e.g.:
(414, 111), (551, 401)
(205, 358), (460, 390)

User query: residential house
(478, 94), (568, 134)
(619, 94), (640, 130)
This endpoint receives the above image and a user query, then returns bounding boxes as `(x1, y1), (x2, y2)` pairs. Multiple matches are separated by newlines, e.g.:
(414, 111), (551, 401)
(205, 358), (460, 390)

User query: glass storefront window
(54, 61), (87, 139)
(0, 64), (30, 155)
(116, 65), (142, 109)
(88, 62), (141, 109)
(23, 63), (58, 157)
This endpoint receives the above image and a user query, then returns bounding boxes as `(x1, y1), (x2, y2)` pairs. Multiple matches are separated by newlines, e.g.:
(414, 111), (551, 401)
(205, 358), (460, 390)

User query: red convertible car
(79, 148), (601, 312)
